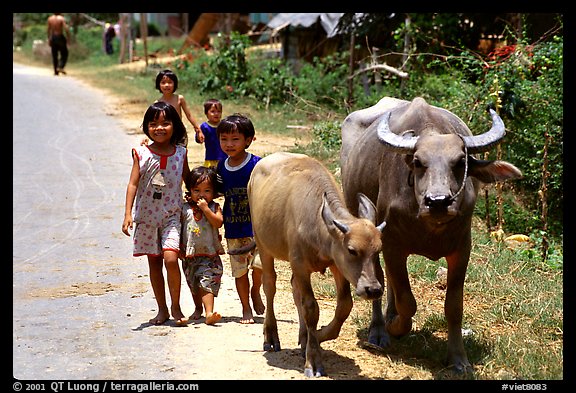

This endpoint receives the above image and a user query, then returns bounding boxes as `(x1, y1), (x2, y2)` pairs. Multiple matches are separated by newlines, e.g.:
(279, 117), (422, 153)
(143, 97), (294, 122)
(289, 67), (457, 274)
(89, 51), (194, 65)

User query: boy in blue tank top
(195, 98), (227, 168)
(216, 114), (264, 324)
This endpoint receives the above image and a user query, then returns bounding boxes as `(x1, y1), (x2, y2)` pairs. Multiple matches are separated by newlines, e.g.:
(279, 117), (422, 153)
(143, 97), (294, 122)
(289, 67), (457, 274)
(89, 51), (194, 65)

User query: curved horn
(377, 111), (418, 154)
(462, 109), (506, 154)
(333, 219), (350, 235)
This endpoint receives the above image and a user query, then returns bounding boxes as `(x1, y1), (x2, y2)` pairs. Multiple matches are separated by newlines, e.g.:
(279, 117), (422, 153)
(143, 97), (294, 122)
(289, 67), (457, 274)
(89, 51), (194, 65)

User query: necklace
(192, 205), (203, 222)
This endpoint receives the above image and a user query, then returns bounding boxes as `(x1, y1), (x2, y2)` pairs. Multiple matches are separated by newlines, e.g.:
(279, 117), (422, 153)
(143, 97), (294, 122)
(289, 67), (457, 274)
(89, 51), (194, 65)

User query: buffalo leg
(261, 250), (280, 352)
(383, 252), (416, 337)
(293, 269), (326, 377)
(368, 254), (391, 347)
(317, 265), (353, 343)
(291, 272), (307, 355)
(444, 247), (472, 373)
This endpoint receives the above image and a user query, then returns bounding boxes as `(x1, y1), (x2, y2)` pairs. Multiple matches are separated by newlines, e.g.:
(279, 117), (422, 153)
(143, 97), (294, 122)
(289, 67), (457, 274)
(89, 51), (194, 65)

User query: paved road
(12, 63), (205, 380)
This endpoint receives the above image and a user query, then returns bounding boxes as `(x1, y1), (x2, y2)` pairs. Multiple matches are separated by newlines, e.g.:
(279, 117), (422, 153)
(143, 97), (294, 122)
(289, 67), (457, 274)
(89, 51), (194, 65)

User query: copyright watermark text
(13, 382), (200, 393)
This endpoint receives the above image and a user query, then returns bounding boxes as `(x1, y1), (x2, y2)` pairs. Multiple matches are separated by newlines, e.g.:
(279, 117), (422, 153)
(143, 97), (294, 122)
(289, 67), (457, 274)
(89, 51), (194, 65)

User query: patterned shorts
(226, 237), (262, 278)
(204, 160), (220, 168)
(182, 255), (223, 296)
(132, 214), (180, 257)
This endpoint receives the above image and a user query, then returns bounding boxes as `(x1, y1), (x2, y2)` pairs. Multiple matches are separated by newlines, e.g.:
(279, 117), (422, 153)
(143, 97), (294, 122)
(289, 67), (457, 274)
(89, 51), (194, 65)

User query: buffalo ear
(357, 193), (377, 222)
(468, 156), (523, 183)
(358, 193), (386, 231)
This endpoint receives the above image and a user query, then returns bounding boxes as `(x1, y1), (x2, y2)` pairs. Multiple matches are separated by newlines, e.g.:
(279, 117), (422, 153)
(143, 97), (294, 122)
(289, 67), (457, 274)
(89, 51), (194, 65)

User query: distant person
(216, 114), (264, 324)
(180, 166), (225, 325)
(196, 98), (227, 168)
(46, 13), (71, 75)
(103, 23), (115, 55)
(122, 101), (190, 326)
(155, 69), (202, 145)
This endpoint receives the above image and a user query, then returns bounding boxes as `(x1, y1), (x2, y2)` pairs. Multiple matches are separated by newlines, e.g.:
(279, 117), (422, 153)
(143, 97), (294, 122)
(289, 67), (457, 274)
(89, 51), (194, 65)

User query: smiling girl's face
(147, 111), (174, 145)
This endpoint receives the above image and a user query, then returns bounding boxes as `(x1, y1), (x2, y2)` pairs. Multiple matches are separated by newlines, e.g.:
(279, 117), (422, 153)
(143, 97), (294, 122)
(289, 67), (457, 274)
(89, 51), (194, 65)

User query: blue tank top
(217, 153), (261, 239)
(198, 122), (227, 161)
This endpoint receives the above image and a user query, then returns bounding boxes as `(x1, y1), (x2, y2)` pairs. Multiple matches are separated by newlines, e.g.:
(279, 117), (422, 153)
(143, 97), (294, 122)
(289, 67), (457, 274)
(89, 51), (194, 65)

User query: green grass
(339, 222), (563, 380)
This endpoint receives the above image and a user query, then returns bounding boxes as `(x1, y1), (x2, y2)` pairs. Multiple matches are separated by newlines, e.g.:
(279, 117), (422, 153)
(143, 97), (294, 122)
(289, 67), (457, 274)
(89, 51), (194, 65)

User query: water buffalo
(340, 97), (523, 373)
(243, 152), (386, 377)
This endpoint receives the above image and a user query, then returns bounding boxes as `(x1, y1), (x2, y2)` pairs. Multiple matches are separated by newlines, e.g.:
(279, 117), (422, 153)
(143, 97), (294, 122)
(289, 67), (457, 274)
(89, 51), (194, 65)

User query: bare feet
(190, 307), (203, 320)
(149, 310), (169, 325)
(240, 308), (255, 324)
(205, 312), (222, 325)
(251, 289), (265, 315)
(171, 306), (188, 326)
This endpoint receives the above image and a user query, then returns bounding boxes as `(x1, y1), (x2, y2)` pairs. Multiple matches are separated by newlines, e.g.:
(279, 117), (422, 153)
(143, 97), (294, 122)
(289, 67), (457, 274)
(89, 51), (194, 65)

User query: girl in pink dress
(122, 101), (190, 326)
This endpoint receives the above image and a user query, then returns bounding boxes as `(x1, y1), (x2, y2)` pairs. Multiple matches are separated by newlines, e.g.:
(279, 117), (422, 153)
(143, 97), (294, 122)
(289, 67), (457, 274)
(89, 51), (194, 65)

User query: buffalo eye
(347, 247), (358, 256)
(413, 157), (423, 169)
(455, 156), (466, 168)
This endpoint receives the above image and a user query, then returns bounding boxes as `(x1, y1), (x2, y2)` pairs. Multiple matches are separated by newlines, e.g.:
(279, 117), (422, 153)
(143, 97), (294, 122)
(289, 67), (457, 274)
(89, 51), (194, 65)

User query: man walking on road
(47, 13), (71, 75)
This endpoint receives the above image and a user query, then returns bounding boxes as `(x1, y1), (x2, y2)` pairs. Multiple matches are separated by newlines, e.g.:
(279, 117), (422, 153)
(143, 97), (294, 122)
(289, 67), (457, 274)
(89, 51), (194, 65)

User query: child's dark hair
(185, 166), (223, 197)
(142, 101), (188, 146)
(216, 113), (255, 139)
(155, 69), (178, 93)
(203, 98), (222, 115)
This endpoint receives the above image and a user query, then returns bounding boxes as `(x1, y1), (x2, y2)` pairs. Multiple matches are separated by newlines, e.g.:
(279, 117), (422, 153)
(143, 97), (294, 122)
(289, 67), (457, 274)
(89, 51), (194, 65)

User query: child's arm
(122, 150), (140, 236)
(179, 95), (201, 134)
(179, 213), (187, 259)
(197, 199), (223, 229)
(182, 149), (191, 181)
(195, 125), (205, 144)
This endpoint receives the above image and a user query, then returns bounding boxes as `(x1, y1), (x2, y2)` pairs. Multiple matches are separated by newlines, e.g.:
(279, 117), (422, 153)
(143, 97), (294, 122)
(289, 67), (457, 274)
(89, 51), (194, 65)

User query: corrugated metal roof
(267, 13), (344, 38)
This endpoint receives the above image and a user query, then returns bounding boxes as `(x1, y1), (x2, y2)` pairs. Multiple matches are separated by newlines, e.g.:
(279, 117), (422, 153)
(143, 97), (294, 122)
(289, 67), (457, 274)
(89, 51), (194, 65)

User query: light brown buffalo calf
(245, 152), (385, 377)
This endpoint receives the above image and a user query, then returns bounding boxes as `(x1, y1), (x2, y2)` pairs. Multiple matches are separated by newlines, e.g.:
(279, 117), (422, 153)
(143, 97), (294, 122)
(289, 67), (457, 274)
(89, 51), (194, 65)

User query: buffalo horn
(333, 219), (350, 235)
(376, 111), (418, 154)
(462, 109), (506, 154)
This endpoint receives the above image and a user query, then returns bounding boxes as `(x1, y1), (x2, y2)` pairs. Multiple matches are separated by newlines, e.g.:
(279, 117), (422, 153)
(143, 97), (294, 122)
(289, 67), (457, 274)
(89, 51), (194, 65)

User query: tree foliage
(173, 15), (565, 240)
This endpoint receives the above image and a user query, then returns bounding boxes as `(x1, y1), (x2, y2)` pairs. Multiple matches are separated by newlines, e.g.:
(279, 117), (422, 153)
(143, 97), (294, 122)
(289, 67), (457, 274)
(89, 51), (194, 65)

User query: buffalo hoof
(448, 359), (473, 375)
(368, 327), (391, 348)
(263, 342), (281, 352)
(304, 366), (326, 377)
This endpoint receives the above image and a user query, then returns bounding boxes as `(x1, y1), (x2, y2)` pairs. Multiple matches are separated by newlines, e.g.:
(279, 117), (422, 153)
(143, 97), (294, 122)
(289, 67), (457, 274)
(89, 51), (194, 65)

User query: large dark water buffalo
(340, 96), (523, 373)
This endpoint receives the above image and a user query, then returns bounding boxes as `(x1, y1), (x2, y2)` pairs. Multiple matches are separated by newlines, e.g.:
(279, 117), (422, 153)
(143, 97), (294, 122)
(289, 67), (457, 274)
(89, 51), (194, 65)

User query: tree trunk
(178, 13), (220, 54)
(140, 13), (148, 67)
(118, 13), (131, 64)
(346, 32), (355, 109)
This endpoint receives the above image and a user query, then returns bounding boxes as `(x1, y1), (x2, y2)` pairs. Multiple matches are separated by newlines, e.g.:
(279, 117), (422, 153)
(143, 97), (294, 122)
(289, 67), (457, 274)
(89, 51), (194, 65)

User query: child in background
(216, 114), (264, 324)
(195, 98), (227, 168)
(155, 69), (202, 143)
(180, 166), (224, 325)
(122, 101), (190, 326)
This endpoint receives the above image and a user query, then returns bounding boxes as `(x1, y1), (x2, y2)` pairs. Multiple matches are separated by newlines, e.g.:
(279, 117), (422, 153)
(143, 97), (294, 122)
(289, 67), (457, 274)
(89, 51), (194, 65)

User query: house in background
(266, 13), (347, 65)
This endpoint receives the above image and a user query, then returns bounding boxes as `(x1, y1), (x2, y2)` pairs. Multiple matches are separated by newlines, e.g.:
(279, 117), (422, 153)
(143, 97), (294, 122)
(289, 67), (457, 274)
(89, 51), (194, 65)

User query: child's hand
(197, 197), (209, 211)
(122, 216), (133, 236)
(140, 137), (149, 146)
(195, 130), (205, 144)
(184, 191), (193, 204)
